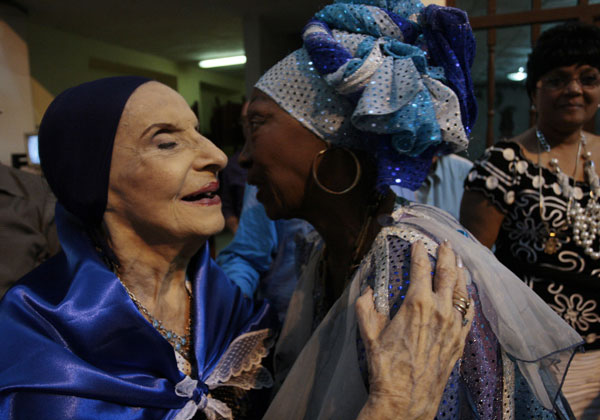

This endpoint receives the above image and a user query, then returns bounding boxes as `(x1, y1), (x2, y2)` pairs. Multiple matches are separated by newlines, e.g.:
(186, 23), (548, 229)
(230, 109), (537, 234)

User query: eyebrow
(249, 94), (270, 105)
(548, 67), (598, 76)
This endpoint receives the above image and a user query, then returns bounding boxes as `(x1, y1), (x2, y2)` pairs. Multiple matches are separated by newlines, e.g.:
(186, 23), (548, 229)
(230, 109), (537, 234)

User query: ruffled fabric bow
(302, 1), (476, 159)
(174, 329), (274, 420)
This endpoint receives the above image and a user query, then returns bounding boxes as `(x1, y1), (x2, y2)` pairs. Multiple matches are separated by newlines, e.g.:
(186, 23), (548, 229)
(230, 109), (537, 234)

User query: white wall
(0, 17), (35, 165)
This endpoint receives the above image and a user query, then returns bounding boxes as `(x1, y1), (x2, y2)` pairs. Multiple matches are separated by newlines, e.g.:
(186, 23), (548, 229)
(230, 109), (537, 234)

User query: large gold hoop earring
(311, 147), (362, 195)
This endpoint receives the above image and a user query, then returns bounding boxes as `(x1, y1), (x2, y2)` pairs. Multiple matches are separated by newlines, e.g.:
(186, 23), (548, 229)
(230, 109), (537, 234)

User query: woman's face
(239, 89), (325, 220)
(533, 63), (600, 132)
(106, 82), (227, 246)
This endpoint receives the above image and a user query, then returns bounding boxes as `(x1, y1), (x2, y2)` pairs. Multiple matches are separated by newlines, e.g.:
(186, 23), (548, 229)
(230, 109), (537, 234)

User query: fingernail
(456, 255), (464, 268)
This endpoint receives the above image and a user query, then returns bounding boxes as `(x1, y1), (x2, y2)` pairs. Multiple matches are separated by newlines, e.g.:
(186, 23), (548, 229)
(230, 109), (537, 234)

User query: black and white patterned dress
(465, 141), (600, 350)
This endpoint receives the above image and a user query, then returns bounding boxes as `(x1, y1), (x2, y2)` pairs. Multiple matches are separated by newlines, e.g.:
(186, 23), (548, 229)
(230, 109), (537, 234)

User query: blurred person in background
(461, 22), (600, 419)
(0, 161), (59, 297)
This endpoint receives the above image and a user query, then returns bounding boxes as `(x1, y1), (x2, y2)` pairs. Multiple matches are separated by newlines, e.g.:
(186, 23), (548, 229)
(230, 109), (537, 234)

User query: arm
(459, 142), (521, 249)
(459, 190), (505, 249)
(356, 241), (473, 420)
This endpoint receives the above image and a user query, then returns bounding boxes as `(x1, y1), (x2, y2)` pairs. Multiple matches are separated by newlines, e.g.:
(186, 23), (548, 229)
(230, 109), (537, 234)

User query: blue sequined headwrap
(256, 0), (476, 191)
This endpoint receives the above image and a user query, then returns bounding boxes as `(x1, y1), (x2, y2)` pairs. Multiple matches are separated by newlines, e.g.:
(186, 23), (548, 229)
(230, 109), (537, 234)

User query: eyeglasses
(539, 72), (600, 91)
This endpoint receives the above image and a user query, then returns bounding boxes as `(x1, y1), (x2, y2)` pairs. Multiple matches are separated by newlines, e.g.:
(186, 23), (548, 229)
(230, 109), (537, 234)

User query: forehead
(544, 63), (599, 75)
(248, 89), (278, 111)
(120, 82), (195, 129)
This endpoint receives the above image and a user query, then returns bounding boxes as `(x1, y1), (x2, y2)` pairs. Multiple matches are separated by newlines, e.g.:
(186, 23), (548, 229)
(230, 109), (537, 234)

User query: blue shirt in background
(217, 185), (314, 322)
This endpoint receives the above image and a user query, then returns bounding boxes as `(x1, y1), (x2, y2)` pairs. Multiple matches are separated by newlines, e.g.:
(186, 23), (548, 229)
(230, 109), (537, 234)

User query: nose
(195, 135), (228, 173)
(565, 78), (584, 94)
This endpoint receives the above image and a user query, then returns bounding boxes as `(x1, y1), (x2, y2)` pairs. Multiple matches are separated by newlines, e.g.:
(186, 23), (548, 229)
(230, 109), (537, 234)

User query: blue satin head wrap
(255, 0), (476, 191)
(39, 76), (151, 227)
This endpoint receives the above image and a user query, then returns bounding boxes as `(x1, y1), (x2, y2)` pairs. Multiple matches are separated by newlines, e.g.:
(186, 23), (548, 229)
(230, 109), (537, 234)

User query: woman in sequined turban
(239, 0), (583, 419)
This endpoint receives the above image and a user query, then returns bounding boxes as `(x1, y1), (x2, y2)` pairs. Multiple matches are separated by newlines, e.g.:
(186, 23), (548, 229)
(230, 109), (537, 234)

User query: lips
(181, 182), (221, 205)
(558, 102), (584, 108)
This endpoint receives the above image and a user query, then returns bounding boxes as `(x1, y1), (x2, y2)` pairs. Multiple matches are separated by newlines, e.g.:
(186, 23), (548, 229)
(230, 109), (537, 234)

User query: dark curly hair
(526, 21), (600, 97)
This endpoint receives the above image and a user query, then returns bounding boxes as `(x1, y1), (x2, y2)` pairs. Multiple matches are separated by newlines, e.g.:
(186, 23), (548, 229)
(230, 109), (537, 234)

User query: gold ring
(453, 299), (468, 312)
(453, 304), (467, 316)
(453, 296), (470, 327)
(455, 296), (470, 309)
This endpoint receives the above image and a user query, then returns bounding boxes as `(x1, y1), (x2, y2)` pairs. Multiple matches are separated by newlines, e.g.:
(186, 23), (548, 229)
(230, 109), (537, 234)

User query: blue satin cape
(0, 205), (272, 419)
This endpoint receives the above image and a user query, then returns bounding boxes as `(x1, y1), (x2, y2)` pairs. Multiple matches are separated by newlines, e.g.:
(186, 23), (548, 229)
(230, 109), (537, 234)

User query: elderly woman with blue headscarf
(0, 77), (280, 419)
(238, 0), (583, 419)
(0, 43), (477, 420)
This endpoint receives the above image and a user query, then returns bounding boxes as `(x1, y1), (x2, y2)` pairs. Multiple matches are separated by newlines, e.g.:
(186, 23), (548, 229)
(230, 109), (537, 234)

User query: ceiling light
(198, 55), (247, 69)
(507, 67), (527, 82)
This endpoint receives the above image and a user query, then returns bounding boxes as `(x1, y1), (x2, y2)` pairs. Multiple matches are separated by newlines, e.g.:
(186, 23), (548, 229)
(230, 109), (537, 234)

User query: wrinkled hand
(356, 240), (474, 420)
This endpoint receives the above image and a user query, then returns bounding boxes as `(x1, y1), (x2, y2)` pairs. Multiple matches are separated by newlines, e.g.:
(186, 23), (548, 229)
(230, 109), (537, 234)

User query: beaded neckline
(119, 279), (193, 360)
(502, 140), (590, 187)
(535, 129), (600, 260)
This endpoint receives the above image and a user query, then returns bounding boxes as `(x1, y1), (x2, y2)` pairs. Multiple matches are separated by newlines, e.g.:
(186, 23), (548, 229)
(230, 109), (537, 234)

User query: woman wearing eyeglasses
(461, 22), (600, 420)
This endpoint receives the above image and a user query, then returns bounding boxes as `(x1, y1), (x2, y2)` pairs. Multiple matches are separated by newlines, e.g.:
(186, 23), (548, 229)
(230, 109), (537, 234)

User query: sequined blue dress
(264, 200), (581, 420)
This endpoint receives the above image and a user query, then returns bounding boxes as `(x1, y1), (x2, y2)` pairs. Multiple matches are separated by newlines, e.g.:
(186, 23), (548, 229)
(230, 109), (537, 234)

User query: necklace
(119, 279), (193, 359)
(535, 129), (600, 259)
(536, 128), (552, 152)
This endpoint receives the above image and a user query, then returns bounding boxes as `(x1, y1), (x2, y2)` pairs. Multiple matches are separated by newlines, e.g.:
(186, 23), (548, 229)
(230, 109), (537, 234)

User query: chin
(558, 118), (587, 131)
(183, 213), (225, 241)
(255, 188), (292, 221)
(259, 194), (285, 220)
(263, 206), (283, 221)
(212, 217), (226, 235)
(204, 213), (225, 236)
(264, 202), (299, 221)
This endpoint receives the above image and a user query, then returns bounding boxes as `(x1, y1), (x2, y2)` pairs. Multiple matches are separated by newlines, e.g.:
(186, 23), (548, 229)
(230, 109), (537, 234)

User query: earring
(312, 147), (361, 195)
(530, 104), (536, 111)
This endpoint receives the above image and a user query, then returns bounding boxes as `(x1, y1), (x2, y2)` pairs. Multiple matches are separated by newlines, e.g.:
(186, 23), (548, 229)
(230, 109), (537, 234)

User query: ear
(529, 89), (538, 112)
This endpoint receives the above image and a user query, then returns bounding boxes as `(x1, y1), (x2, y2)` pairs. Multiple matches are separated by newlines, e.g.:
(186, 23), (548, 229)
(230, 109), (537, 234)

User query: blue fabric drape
(0, 204), (271, 419)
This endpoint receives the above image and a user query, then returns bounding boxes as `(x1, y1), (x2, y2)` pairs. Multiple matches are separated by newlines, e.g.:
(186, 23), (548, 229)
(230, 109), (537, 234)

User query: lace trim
(173, 328), (274, 420)
(205, 328), (274, 390)
(175, 350), (192, 376)
(502, 351), (516, 420)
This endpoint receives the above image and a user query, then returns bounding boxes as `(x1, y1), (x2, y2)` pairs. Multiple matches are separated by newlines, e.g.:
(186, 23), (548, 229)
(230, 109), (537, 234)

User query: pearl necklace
(536, 129), (600, 260)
